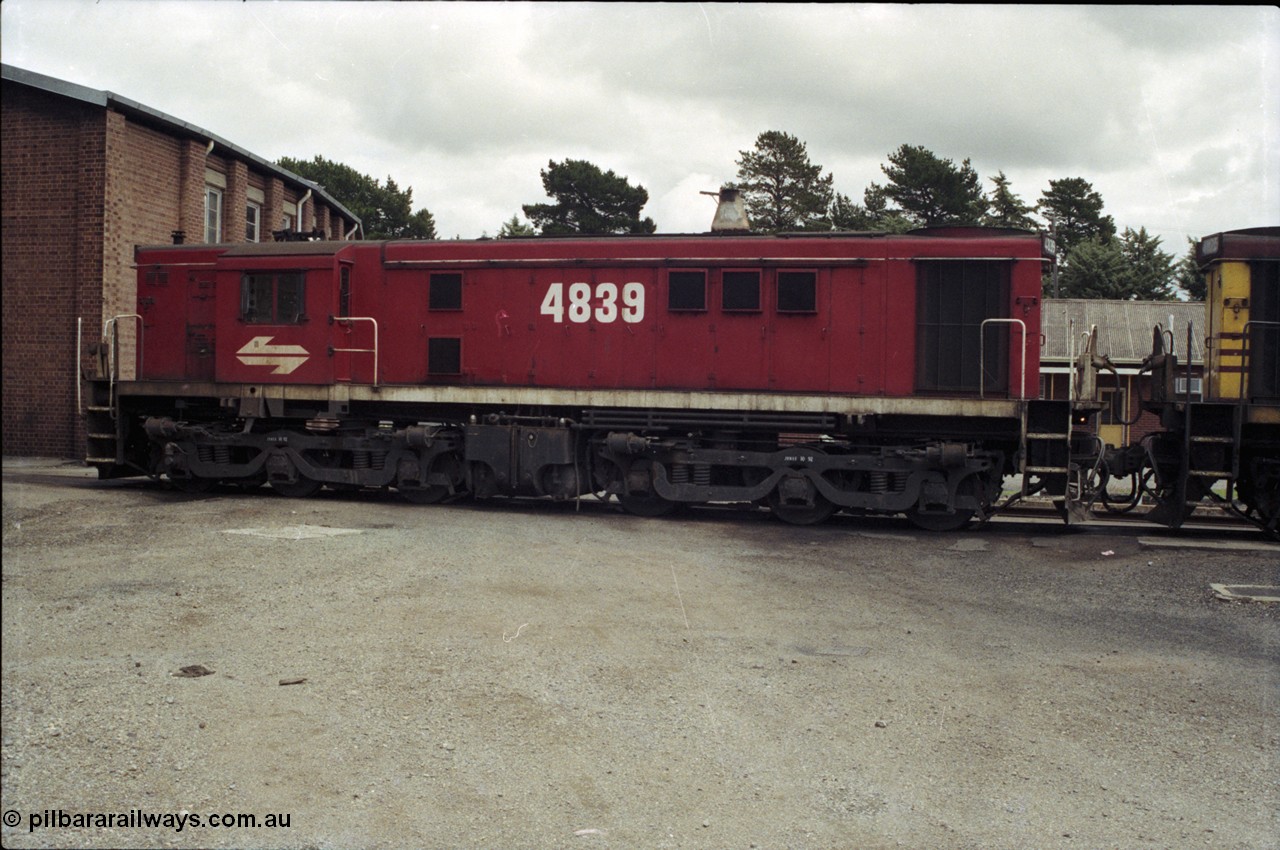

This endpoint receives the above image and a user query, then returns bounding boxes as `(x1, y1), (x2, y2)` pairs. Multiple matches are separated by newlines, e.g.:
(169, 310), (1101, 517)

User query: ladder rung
(1189, 470), (1231, 478)
(86, 405), (114, 413)
(1190, 436), (1233, 443)
(1025, 466), (1070, 473)
(87, 433), (117, 440)
(85, 457), (118, 464)
(1026, 433), (1069, 440)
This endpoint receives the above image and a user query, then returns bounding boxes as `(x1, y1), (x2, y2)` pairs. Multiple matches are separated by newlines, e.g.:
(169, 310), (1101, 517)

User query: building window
(429, 273), (463, 310)
(1174, 376), (1203, 400)
(1100, 388), (1127, 424)
(722, 270), (761, 312)
(246, 202), (261, 242)
(241, 272), (306, 324)
(668, 271), (707, 311)
(204, 186), (223, 243)
(281, 199), (298, 235)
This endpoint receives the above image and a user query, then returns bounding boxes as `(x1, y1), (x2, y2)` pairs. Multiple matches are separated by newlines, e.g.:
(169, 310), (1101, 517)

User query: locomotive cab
(218, 241), (366, 387)
(1199, 228), (1280, 406)
(135, 240), (374, 389)
(1138, 227), (1280, 534)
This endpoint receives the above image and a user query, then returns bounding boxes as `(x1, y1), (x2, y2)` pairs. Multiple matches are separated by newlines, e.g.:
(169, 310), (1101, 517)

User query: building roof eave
(2, 63), (362, 230)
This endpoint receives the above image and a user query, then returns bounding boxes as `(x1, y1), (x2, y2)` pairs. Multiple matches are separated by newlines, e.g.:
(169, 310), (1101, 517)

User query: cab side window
(242, 272), (306, 324)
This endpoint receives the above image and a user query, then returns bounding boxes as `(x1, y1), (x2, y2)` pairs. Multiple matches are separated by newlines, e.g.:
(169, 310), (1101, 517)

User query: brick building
(2, 64), (361, 458)
(1040, 298), (1205, 448)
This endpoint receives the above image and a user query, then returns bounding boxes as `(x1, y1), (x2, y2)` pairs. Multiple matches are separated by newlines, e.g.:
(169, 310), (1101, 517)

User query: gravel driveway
(2, 459), (1276, 849)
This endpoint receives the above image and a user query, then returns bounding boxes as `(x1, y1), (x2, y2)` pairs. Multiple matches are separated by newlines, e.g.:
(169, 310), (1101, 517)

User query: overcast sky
(3, 2), (1278, 254)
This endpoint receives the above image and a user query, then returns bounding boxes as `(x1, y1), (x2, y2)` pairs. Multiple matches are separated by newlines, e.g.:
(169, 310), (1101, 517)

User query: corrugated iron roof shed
(1042, 299), (1204, 365)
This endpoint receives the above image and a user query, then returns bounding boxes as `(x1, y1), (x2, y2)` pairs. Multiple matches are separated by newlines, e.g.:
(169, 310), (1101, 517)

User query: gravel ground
(2, 458), (1277, 850)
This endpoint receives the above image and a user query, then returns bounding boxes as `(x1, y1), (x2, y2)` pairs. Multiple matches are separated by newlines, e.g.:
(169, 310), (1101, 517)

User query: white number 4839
(540, 282), (644, 324)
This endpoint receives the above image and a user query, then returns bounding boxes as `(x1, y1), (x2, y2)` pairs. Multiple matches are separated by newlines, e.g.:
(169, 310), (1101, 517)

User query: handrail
(1074, 327), (1096, 403)
(76, 317), (84, 416)
(101, 314), (143, 409)
(979, 318), (1027, 399)
(1067, 318), (1076, 402)
(331, 316), (379, 387)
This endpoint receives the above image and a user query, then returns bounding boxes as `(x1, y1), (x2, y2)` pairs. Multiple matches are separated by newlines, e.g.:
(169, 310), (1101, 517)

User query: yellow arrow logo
(236, 336), (310, 375)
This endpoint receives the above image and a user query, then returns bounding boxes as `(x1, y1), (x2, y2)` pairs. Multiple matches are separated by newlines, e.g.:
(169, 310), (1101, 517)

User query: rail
(331, 316), (379, 387)
(979, 318), (1027, 399)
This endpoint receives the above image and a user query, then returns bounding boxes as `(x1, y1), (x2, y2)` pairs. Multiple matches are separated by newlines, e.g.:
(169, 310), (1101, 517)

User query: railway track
(995, 498), (1275, 539)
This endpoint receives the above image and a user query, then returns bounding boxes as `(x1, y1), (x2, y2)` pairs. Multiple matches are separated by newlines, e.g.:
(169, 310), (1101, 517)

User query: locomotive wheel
(618, 489), (680, 517)
(619, 490), (679, 517)
(768, 448), (837, 525)
(906, 506), (975, 532)
(399, 452), (465, 505)
(268, 449), (340, 499)
(269, 475), (323, 498)
(232, 473), (267, 492)
(769, 490), (836, 526)
(906, 474), (981, 532)
(1239, 462), (1280, 537)
(169, 474), (215, 494)
(399, 486), (447, 505)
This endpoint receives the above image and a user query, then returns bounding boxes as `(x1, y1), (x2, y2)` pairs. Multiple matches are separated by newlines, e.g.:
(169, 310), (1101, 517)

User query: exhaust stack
(703, 187), (750, 233)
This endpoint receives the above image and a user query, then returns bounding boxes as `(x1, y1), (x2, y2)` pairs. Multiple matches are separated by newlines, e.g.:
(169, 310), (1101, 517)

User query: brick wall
(117, 122), (184, 252)
(4, 76), (358, 458)
(226, 159), (249, 244)
(266, 177), (285, 237)
(178, 139), (209, 242)
(1, 85), (103, 457)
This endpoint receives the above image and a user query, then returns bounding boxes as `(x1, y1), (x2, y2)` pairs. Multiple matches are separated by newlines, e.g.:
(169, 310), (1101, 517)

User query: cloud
(2, 1), (1276, 244)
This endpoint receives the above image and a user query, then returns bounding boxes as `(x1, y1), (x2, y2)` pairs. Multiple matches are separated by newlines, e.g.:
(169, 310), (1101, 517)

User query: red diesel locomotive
(84, 223), (1107, 530)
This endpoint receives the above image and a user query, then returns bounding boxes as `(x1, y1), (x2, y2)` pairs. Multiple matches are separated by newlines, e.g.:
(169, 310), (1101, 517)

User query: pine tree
(735, 131), (835, 232)
(873, 144), (988, 226)
(522, 160), (656, 235)
(277, 155), (436, 239)
(1037, 177), (1115, 263)
(496, 215), (536, 238)
(1117, 227), (1176, 300)
(1058, 238), (1128, 298)
(1174, 237), (1206, 300)
(982, 171), (1037, 229)
(1058, 229), (1177, 300)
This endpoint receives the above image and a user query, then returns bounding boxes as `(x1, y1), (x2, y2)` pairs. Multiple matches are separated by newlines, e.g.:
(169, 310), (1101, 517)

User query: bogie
(131, 406), (1010, 530)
